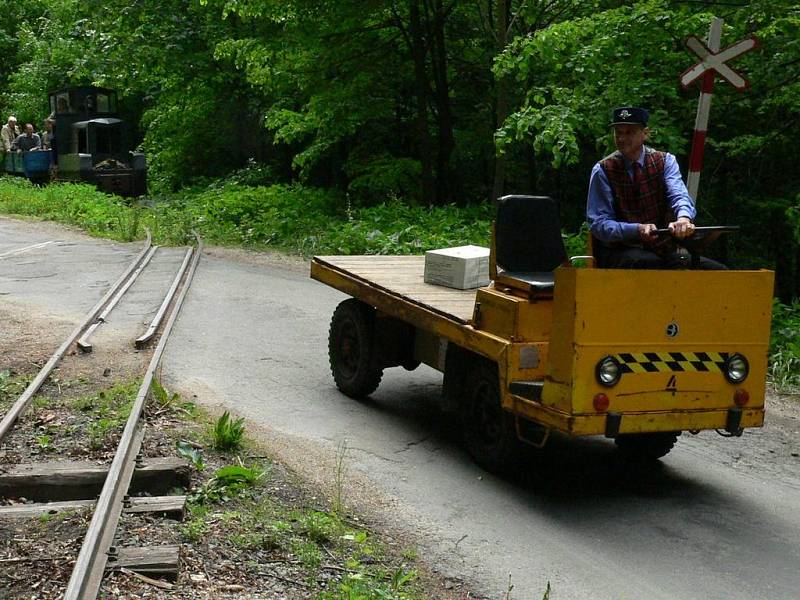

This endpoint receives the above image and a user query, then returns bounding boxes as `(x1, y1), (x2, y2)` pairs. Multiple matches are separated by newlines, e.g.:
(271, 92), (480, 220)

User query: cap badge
(619, 109), (632, 119)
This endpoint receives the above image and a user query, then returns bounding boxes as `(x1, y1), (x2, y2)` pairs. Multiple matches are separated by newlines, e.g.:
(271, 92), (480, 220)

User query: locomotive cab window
(55, 92), (73, 114)
(95, 93), (116, 114)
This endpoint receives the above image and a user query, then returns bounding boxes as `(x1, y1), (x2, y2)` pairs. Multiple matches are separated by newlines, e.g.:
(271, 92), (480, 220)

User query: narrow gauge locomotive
(1, 86), (147, 197)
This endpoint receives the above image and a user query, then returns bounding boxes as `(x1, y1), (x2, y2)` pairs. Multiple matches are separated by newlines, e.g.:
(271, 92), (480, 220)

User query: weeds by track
(0, 232), (202, 599)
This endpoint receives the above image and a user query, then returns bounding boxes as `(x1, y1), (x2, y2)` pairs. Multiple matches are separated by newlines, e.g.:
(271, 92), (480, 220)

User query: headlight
(596, 356), (621, 387)
(725, 353), (749, 384)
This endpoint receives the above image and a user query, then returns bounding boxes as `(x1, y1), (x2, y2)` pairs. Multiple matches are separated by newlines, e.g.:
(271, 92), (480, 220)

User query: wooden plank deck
(314, 256), (479, 324)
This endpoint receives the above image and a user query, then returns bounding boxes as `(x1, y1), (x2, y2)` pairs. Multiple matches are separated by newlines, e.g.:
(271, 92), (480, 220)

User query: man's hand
(638, 223), (658, 241)
(669, 216), (695, 239)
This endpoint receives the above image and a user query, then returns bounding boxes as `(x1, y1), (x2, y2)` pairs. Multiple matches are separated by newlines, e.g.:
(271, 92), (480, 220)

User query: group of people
(1, 116), (55, 153)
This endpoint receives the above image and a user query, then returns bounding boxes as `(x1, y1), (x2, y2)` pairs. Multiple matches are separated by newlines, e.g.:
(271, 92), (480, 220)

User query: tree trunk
(430, 0), (457, 204)
(490, 0), (509, 205)
(409, 0), (436, 206)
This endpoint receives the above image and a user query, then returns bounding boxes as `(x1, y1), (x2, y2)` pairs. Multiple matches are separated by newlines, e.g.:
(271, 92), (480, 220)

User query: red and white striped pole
(686, 17), (723, 202)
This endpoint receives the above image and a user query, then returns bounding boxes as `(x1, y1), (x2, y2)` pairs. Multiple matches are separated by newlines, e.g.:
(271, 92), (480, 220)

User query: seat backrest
(495, 195), (567, 273)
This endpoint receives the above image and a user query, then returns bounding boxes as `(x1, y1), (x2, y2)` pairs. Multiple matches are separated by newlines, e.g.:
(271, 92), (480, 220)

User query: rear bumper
(511, 395), (763, 436)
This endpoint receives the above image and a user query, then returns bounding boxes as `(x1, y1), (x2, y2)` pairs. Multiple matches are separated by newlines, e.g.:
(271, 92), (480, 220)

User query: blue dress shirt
(586, 147), (696, 243)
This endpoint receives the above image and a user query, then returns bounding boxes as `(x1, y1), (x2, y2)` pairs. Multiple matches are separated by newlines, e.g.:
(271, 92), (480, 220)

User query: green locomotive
(1, 86), (147, 197)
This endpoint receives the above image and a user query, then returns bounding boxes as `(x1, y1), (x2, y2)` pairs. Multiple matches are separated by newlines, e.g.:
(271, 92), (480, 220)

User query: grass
(769, 299), (800, 393)
(0, 370), (37, 412)
(149, 389), (426, 597)
(168, 403), (425, 598)
(0, 175), (494, 256)
(71, 380), (139, 450)
(177, 455), (425, 598)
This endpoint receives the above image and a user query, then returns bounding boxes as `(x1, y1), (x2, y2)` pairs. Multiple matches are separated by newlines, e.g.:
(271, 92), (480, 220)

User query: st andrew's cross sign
(680, 35), (759, 91)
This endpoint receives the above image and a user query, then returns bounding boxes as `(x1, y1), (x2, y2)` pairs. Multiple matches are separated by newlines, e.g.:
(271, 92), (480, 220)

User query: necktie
(632, 161), (645, 191)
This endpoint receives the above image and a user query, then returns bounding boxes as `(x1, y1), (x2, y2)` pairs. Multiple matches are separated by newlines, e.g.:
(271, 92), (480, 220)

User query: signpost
(680, 18), (758, 200)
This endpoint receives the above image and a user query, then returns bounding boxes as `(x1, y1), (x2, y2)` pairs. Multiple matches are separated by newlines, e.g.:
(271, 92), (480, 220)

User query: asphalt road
(2, 217), (799, 600)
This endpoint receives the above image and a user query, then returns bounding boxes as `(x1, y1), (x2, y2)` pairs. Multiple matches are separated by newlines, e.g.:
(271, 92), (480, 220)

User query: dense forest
(0, 0), (798, 298)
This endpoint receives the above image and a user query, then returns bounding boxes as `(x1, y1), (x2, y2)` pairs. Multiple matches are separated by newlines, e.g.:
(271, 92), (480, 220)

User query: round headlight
(725, 353), (749, 384)
(596, 356), (621, 387)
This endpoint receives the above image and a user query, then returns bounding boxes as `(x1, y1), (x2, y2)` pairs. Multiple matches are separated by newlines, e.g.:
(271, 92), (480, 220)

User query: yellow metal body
(524, 268), (773, 435)
(312, 257), (774, 438)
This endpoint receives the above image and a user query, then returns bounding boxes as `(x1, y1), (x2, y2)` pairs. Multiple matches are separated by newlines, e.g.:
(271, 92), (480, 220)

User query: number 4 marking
(667, 375), (677, 390)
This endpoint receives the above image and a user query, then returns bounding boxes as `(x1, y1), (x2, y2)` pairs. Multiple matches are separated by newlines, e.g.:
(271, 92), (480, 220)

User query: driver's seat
(490, 195), (569, 297)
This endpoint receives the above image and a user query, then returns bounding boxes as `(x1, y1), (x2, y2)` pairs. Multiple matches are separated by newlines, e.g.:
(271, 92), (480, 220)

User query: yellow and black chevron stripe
(614, 352), (729, 374)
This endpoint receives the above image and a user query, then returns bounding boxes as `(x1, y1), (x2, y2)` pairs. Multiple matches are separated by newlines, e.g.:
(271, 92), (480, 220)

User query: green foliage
(214, 463), (264, 486)
(346, 157), (422, 206)
(2, 0), (799, 293)
(71, 380), (138, 450)
(769, 299), (800, 393)
(563, 223), (589, 258)
(0, 370), (13, 408)
(292, 538), (323, 575)
(0, 178), (147, 241)
(0, 177), (493, 256)
(150, 378), (180, 410)
(179, 515), (210, 543)
(298, 511), (341, 545)
(34, 434), (53, 451)
(191, 460), (266, 504)
(318, 565), (418, 600)
(333, 439), (349, 517)
(211, 411), (246, 451)
(494, 1), (710, 163)
(176, 440), (205, 471)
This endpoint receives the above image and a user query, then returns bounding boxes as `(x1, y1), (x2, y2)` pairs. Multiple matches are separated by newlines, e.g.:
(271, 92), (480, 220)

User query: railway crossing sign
(681, 18), (759, 201)
(680, 34), (758, 91)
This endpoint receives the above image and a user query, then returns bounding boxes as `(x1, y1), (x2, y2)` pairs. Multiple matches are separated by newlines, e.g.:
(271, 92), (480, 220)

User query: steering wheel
(653, 225), (739, 268)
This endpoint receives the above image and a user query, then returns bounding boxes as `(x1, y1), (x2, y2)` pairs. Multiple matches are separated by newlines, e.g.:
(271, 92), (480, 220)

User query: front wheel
(461, 359), (522, 474)
(328, 299), (383, 398)
(615, 432), (680, 461)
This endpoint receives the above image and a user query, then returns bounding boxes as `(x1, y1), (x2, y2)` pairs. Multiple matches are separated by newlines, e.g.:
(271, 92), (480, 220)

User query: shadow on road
(364, 376), (718, 503)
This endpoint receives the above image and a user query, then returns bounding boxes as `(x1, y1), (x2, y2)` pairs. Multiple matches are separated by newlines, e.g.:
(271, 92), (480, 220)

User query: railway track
(0, 232), (202, 599)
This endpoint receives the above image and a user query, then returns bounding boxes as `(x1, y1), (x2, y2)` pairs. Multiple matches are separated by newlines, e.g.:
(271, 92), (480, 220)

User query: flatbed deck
(312, 255), (478, 324)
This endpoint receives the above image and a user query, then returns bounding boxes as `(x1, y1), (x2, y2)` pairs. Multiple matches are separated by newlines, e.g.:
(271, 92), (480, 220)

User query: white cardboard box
(424, 245), (490, 289)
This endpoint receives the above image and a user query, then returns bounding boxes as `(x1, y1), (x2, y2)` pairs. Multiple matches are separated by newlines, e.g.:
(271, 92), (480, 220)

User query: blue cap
(610, 106), (649, 126)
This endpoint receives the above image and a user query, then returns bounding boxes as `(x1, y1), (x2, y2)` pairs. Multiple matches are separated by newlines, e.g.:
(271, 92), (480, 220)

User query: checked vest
(600, 148), (674, 253)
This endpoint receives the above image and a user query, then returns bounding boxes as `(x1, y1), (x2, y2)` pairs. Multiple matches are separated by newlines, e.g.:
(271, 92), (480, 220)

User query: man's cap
(610, 106), (649, 126)
(7, 116), (16, 122)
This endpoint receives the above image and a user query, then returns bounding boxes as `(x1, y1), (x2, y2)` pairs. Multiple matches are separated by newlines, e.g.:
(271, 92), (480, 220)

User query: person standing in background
(41, 118), (55, 150)
(1, 116), (20, 152)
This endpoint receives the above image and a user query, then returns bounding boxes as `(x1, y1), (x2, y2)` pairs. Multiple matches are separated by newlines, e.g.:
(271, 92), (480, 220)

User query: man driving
(586, 106), (725, 269)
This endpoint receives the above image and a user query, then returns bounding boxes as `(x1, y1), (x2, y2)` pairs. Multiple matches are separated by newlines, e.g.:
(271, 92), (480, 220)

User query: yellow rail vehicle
(311, 195), (774, 473)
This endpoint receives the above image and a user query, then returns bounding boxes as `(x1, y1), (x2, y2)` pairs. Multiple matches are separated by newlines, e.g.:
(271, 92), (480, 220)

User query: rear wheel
(328, 299), (383, 398)
(461, 359), (521, 474)
(615, 432), (680, 461)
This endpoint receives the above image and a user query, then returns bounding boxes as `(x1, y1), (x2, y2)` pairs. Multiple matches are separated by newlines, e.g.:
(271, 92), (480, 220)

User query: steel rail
(77, 245), (159, 353)
(64, 233), (202, 600)
(134, 246), (193, 349)
(0, 231), (153, 443)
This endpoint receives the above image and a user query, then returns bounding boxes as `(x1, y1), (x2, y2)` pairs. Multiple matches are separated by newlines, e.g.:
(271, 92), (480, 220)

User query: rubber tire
(615, 432), (680, 461)
(328, 299), (383, 398)
(460, 359), (522, 474)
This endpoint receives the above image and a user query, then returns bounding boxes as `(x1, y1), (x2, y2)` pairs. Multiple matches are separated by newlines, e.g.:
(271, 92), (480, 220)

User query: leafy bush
(769, 299), (800, 393)
(0, 176), (494, 255)
(346, 156), (422, 205)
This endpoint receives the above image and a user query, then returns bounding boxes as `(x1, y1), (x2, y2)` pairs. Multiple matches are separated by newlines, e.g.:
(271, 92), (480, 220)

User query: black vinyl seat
(492, 195), (568, 295)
